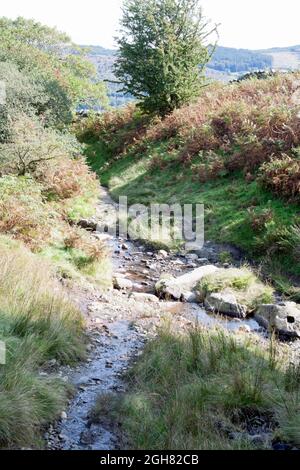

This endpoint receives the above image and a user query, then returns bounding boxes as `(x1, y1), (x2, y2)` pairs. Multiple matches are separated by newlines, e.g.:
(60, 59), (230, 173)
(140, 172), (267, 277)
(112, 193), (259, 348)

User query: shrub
(194, 151), (227, 182)
(248, 208), (274, 232)
(37, 156), (97, 201)
(75, 105), (152, 156)
(259, 155), (300, 202)
(0, 175), (52, 247)
(279, 225), (300, 262)
(0, 114), (81, 176)
(63, 226), (107, 263)
(88, 73), (300, 177)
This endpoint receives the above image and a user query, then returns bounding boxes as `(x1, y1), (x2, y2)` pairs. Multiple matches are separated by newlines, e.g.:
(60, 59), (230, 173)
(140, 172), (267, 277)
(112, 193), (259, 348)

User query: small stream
(48, 187), (262, 450)
(49, 321), (142, 450)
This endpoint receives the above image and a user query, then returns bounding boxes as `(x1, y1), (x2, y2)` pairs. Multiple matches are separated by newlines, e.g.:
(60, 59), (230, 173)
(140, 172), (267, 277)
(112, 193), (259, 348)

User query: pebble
(198, 258), (209, 264)
(158, 250), (168, 258)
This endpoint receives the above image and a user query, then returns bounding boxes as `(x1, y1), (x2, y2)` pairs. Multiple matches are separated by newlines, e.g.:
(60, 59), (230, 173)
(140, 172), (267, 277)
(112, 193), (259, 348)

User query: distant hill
(208, 46), (272, 73)
(258, 45), (300, 71)
(83, 44), (300, 107)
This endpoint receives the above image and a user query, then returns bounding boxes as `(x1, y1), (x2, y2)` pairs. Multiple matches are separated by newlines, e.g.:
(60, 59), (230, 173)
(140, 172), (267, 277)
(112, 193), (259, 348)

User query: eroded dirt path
(47, 187), (263, 450)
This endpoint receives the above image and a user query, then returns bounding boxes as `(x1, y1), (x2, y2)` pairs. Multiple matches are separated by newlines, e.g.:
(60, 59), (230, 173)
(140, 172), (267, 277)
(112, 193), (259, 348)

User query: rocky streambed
(47, 187), (300, 450)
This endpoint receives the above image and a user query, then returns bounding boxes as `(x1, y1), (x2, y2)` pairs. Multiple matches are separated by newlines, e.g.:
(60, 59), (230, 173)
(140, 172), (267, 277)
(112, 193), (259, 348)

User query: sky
(1, 0), (300, 50)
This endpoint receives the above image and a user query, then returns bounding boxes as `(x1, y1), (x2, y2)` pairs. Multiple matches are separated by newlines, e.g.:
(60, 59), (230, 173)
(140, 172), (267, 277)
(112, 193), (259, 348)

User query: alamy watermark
(95, 197), (204, 250)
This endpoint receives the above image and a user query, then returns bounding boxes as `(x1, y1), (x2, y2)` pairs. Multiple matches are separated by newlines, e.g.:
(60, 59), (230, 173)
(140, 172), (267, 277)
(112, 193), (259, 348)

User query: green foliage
(0, 62), (48, 141)
(0, 241), (85, 446)
(0, 16), (108, 126)
(82, 72), (300, 288)
(115, 0), (214, 116)
(0, 17), (112, 450)
(0, 113), (80, 176)
(0, 175), (52, 246)
(259, 154), (300, 202)
(104, 323), (300, 449)
(197, 267), (274, 308)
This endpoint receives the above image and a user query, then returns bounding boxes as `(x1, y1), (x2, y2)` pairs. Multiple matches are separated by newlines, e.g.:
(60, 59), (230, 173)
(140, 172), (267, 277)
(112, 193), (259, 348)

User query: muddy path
(47, 187), (263, 450)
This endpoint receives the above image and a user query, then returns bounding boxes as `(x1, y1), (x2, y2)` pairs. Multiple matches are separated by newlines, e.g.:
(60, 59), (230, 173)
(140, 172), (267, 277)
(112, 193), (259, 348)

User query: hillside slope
(77, 73), (300, 296)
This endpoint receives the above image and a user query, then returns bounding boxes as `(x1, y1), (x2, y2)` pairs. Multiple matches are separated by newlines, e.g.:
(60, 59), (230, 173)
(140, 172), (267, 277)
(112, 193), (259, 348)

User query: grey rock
(205, 292), (248, 319)
(237, 324), (251, 333)
(198, 258), (209, 264)
(255, 302), (300, 339)
(185, 253), (199, 262)
(155, 265), (218, 300)
(130, 292), (159, 303)
(181, 291), (198, 303)
(158, 249), (168, 258)
(80, 430), (96, 445)
(113, 276), (133, 291)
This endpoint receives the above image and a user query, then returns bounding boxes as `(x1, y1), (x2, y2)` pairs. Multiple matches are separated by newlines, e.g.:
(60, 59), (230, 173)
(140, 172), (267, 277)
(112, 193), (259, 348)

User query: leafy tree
(0, 17), (108, 125)
(0, 62), (48, 141)
(114, 0), (216, 116)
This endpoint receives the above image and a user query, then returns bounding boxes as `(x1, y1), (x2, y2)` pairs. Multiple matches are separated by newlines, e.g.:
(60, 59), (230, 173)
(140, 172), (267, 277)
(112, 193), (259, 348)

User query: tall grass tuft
(0, 241), (86, 447)
(112, 323), (300, 450)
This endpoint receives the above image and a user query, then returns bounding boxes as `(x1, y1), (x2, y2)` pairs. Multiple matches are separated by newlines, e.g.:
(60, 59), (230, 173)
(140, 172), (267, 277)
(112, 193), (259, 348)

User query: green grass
(84, 139), (300, 285)
(0, 240), (86, 447)
(40, 241), (112, 289)
(93, 322), (300, 450)
(197, 267), (274, 309)
(64, 194), (97, 222)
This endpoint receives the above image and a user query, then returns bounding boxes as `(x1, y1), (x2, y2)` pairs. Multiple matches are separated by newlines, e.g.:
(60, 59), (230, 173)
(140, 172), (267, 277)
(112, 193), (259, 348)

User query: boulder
(129, 292), (159, 303)
(158, 249), (168, 258)
(113, 276), (133, 291)
(204, 292), (248, 319)
(155, 265), (218, 300)
(180, 291), (198, 303)
(255, 302), (300, 339)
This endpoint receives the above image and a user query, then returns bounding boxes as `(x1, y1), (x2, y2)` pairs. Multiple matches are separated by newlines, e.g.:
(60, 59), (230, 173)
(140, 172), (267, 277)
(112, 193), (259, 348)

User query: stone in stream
(185, 253), (199, 262)
(158, 249), (168, 258)
(180, 291), (197, 303)
(255, 302), (300, 339)
(129, 292), (160, 303)
(155, 265), (219, 300)
(113, 276), (133, 291)
(204, 292), (248, 319)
